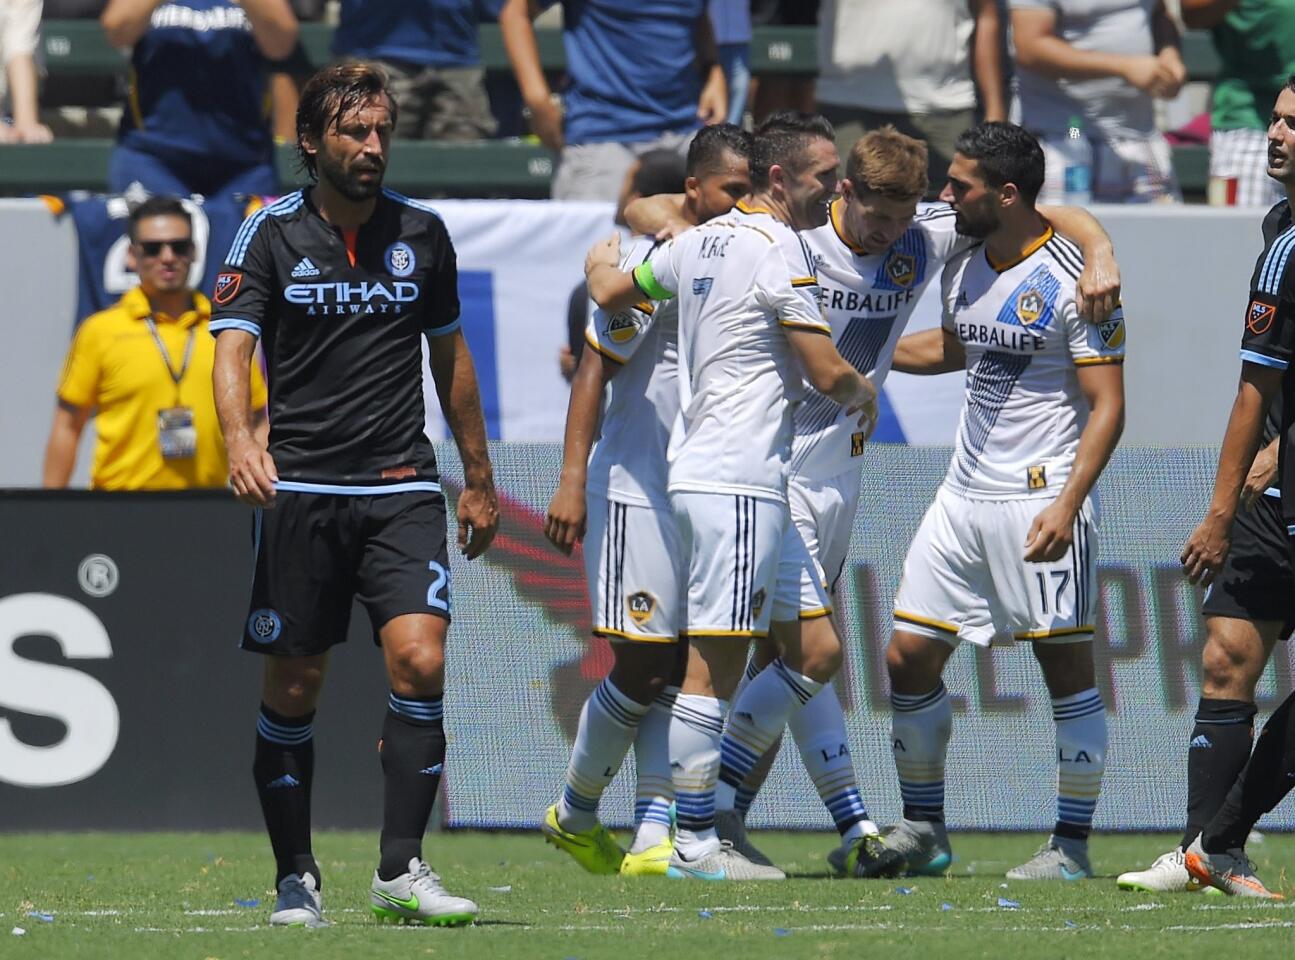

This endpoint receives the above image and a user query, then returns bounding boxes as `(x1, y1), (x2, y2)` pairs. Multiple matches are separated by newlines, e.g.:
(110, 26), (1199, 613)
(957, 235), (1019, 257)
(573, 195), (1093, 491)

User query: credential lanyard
(144, 317), (195, 401)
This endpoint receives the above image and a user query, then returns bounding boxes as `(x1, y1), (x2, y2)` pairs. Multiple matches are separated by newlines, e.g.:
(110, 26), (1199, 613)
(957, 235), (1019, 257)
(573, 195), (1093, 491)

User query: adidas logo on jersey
(291, 257), (321, 278)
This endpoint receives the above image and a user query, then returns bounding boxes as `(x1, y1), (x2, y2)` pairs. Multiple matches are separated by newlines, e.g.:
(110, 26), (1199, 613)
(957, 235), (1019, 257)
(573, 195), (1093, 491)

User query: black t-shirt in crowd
(210, 188), (461, 491)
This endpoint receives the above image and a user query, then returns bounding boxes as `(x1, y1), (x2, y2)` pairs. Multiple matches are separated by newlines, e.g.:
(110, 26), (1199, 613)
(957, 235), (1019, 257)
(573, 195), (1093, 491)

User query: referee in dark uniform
(1176, 77), (1295, 900)
(211, 62), (498, 927)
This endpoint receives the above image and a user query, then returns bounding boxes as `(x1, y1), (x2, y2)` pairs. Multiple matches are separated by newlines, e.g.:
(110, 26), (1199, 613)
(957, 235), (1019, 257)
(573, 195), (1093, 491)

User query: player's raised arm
(624, 193), (690, 239)
(1038, 204), (1121, 323)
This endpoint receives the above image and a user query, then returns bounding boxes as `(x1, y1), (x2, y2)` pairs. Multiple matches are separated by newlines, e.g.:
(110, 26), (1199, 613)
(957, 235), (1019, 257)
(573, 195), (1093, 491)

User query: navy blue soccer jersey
(118, 0), (272, 170)
(209, 189), (461, 491)
(1242, 200), (1295, 528)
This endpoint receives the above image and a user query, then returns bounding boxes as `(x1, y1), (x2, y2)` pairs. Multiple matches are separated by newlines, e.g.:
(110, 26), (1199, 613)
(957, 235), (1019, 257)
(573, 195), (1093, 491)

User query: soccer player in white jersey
(538, 124), (754, 878)
(881, 122), (1125, 881)
(625, 127), (1121, 877)
(587, 112), (879, 880)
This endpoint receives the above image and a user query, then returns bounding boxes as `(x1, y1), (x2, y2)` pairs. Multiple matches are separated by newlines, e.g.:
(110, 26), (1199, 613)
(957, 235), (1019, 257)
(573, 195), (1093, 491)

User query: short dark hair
(686, 123), (753, 177)
(632, 149), (687, 197)
(296, 60), (398, 179)
(954, 121), (1046, 205)
(127, 195), (191, 242)
(1286, 74), (1295, 94)
(749, 110), (835, 191)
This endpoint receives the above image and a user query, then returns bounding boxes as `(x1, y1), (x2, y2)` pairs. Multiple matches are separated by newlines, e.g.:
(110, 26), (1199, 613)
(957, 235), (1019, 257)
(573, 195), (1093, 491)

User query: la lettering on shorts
(241, 490), (451, 655)
(584, 494), (683, 642)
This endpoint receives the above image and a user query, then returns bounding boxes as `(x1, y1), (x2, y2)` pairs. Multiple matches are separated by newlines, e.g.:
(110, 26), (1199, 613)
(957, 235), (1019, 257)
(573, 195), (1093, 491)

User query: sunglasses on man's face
(137, 239), (194, 257)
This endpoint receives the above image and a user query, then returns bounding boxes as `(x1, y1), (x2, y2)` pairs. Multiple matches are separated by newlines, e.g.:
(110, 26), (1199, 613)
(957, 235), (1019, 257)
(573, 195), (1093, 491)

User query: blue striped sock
(1053, 688), (1106, 841)
(557, 678), (649, 832)
(891, 684), (950, 823)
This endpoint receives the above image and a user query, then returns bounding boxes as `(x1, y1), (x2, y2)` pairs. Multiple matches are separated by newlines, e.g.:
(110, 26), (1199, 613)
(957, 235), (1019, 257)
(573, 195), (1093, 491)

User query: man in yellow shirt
(43, 195), (268, 490)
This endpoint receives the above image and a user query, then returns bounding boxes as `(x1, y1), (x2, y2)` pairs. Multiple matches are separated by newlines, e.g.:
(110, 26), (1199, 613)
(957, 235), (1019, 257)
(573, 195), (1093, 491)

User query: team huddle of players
(540, 113), (1128, 882)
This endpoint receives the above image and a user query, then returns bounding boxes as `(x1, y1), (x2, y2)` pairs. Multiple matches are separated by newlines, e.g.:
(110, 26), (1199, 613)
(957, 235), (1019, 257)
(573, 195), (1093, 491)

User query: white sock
(717, 658), (823, 811)
(631, 685), (677, 854)
(557, 678), (649, 832)
(789, 681), (876, 841)
(891, 683), (952, 823)
(670, 692), (726, 859)
(1053, 688), (1106, 840)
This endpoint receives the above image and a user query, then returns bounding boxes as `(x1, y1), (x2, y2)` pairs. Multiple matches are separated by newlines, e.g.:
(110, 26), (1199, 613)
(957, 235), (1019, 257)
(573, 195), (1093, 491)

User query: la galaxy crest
(605, 310), (640, 344)
(627, 590), (656, 625)
(1016, 288), (1044, 326)
(884, 251), (916, 288)
(750, 588), (767, 621)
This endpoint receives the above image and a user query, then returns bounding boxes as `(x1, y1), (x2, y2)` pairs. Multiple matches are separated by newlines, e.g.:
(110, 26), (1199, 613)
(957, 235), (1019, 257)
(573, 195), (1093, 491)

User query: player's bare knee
(608, 642), (677, 705)
(1033, 640), (1097, 698)
(262, 655), (326, 715)
(886, 632), (945, 693)
(1200, 618), (1274, 700)
(386, 644), (445, 697)
(790, 617), (842, 682)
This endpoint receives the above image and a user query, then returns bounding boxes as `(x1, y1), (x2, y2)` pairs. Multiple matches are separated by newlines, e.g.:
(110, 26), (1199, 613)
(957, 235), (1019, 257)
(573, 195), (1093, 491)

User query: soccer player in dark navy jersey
(211, 62), (499, 928)
(1168, 77), (1295, 900)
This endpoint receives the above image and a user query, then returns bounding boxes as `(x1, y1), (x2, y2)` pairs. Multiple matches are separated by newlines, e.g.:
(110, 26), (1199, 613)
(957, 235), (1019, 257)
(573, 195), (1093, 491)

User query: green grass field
(2, 831), (1293, 959)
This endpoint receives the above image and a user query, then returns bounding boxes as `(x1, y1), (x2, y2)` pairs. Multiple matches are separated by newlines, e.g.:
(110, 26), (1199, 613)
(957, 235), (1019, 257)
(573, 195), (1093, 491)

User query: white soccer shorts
(670, 491), (829, 638)
(584, 495), (682, 642)
(788, 466), (862, 605)
(892, 487), (1099, 647)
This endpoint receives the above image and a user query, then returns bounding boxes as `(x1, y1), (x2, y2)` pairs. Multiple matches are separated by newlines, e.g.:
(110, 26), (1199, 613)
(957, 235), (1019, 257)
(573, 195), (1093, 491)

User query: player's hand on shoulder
(1075, 251), (1121, 325)
(227, 439), (277, 508)
(544, 480), (587, 556)
(1180, 516), (1230, 586)
(1023, 500), (1075, 563)
(457, 480), (500, 560)
(584, 233), (622, 279)
(1241, 444), (1278, 510)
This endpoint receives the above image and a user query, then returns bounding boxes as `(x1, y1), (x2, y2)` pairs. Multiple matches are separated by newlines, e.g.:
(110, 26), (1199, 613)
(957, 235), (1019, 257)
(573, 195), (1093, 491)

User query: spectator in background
(499, 0), (726, 201)
(331, 0), (498, 141)
(1, 0), (52, 142)
(560, 148), (686, 382)
(750, 0), (817, 119)
(43, 196), (267, 491)
(1183, 0), (1295, 207)
(1011, 0), (1185, 203)
(816, 0), (1005, 198)
(101, 0), (298, 199)
(709, 0), (751, 125)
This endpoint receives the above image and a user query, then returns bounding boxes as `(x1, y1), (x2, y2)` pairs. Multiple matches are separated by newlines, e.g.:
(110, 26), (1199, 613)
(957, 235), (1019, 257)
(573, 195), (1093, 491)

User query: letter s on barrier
(0, 593), (119, 787)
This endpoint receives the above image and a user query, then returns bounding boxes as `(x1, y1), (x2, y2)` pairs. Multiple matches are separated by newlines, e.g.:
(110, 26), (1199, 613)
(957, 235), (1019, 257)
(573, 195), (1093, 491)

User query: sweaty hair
(749, 110), (836, 191)
(846, 126), (927, 202)
(954, 122), (1046, 206)
(686, 123), (753, 177)
(632, 149), (687, 197)
(296, 61), (398, 179)
(127, 195), (191, 242)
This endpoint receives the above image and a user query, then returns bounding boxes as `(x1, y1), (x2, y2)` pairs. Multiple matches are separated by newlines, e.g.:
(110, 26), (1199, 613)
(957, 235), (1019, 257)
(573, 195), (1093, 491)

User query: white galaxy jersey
(940, 228), (1126, 499)
(636, 201), (829, 502)
(585, 236), (678, 508)
(791, 201), (965, 481)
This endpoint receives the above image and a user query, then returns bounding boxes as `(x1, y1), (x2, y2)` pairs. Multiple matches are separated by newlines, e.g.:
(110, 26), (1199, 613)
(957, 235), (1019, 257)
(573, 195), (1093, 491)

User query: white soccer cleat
(1006, 836), (1092, 881)
(1185, 837), (1283, 899)
(667, 840), (786, 880)
(370, 858), (479, 925)
(269, 872), (327, 927)
(1117, 848), (1202, 892)
(714, 809), (775, 867)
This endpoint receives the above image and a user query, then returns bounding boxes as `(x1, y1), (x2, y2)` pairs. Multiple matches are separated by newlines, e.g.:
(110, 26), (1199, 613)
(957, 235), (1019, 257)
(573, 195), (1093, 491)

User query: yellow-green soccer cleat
(542, 804), (626, 874)
(619, 839), (673, 876)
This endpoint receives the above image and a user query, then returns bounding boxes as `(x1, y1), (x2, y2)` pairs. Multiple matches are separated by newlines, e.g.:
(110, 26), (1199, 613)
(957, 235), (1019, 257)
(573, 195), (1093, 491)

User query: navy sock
(1182, 697), (1255, 849)
(253, 704), (319, 887)
(379, 692), (446, 880)
(1203, 690), (1295, 852)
